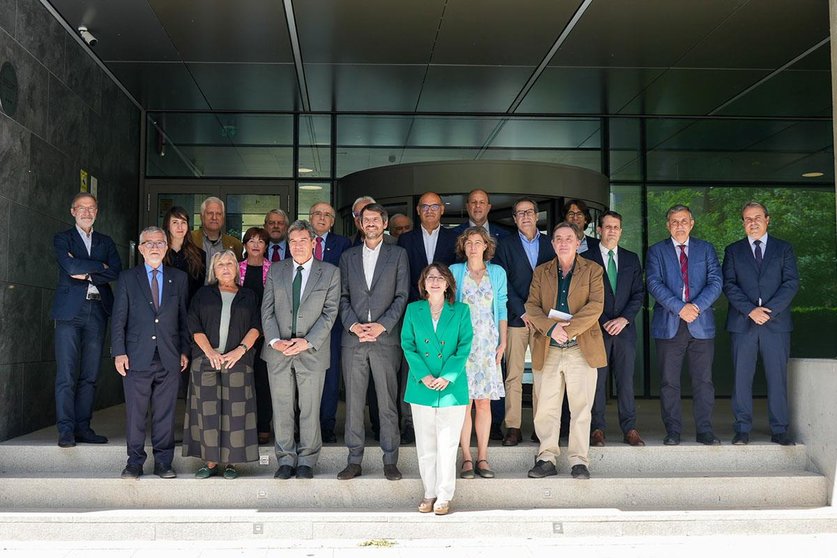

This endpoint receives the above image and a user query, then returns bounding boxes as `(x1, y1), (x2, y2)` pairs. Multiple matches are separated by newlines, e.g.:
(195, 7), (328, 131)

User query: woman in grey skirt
(184, 250), (261, 479)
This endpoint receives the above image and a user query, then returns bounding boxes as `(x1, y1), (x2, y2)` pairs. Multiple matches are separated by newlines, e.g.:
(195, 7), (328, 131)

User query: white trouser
(411, 403), (467, 501)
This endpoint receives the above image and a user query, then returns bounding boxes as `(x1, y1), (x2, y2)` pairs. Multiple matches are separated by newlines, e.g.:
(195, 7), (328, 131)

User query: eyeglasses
(419, 204), (442, 212)
(311, 211), (334, 219)
(514, 209), (536, 218)
(141, 241), (167, 249)
(565, 211), (585, 218)
(425, 275), (446, 283)
(73, 205), (97, 214)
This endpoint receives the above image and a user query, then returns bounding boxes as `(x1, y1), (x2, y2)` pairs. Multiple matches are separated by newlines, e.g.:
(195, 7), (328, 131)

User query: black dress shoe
(400, 426), (415, 445)
(502, 427), (522, 446)
(121, 465), (142, 479)
(75, 431), (108, 444)
(732, 432), (750, 445)
(696, 431), (721, 445)
(384, 464), (402, 481)
(489, 423), (504, 441)
(274, 465), (295, 479)
(322, 430), (337, 444)
(771, 432), (796, 446)
(663, 432), (681, 446)
(337, 463), (362, 480)
(58, 432), (76, 448)
(296, 465), (314, 479)
(571, 464), (590, 479)
(530, 431), (540, 443)
(153, 465), (177, 479)
(527, 459), (557, 478)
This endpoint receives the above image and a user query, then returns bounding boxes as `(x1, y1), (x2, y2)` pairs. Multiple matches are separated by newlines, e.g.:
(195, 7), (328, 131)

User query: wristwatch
(238, 343), (248, 352)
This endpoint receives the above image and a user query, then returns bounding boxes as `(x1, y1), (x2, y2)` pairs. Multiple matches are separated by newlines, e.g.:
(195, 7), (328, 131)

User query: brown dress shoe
(337, 463), (362, 480)
(590, 429), (606, 447)
(623, 429), (646, 446)
(502, 427), (522, 446)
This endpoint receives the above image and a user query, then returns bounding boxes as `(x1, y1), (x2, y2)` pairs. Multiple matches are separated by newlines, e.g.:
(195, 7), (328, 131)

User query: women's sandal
(195, 464), (219, 479)
(418, 497), (437, 513)
(475, 459), (495, 478)
(433, 500), (451, 515)
(460, 459), (475, 479)
(223, 464), (238, 480)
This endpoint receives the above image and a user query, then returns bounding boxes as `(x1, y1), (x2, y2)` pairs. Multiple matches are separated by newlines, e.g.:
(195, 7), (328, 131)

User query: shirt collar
(518, 229), (540, 244)
(670, 237), (690, 248)
(293, 256), (314, 272)
(421, 225), (440, 237)
(363, 239), (383, 255)
(317, 231), (329, 243)
(748, 232), (768, 245)
(600, 243), (618, 258)
(75, 224), (93, 239)
(144, 263), (163, 275)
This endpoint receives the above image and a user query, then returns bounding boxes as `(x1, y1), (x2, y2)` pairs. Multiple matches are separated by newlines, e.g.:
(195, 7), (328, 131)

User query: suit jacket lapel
(301, 261), (322, 304)
(369, 243), (390, 291)
(134, 266), (155, 312)
(433, 302), (454, 347)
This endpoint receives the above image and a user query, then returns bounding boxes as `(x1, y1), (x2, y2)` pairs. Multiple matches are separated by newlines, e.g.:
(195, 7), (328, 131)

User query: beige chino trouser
(503, 325), (539, 430)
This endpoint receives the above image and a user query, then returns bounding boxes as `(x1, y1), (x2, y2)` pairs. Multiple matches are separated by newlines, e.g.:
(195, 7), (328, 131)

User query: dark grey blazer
(260, 258), (341, 371)
(338, 242), (409, 347)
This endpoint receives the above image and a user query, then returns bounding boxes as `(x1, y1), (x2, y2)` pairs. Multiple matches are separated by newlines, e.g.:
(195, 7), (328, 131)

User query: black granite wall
(0, 0), (140, 440)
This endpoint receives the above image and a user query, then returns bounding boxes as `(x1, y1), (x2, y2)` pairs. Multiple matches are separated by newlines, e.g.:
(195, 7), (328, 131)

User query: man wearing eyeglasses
(265, 209), (290, 263)
(563, 199), (600, 255)
(493, 198), (555, 446)
(52, 193), (122, 448)
(397, 192), (458, 302)
(111, 227), (190, 479)
(309, 201), (352, 443)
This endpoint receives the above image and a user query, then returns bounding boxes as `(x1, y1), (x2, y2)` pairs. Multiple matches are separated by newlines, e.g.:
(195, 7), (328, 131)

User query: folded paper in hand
(548, 309), (573, 321)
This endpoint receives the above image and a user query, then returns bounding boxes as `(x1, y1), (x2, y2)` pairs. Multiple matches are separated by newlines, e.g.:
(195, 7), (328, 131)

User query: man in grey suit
(261, 220), (340, 479)
(336, 203), (409, 481)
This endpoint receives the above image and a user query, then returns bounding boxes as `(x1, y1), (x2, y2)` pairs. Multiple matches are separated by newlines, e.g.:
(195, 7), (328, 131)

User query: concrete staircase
(0, 401), (832, 541)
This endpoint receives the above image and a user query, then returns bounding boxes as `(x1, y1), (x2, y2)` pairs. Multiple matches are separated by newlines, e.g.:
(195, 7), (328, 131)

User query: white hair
(200, 196), (225, 214)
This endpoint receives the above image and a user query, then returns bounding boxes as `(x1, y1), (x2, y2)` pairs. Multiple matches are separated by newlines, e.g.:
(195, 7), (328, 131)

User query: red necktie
(271, 245), (281, 262)
(315, 237), (323, 261)
(678, 245), (689, 302)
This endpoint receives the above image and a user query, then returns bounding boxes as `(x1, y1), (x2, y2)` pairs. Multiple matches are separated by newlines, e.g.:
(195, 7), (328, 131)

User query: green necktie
(292, 265), (303, 336)
(607, 249), (617, 294)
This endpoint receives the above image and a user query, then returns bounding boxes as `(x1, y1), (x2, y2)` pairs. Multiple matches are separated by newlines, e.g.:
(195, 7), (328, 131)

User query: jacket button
(438, 353), (442, 358)
(424, 352), (429, 357)
(151, 335), (156, 340)
(154, 319), (159, 323)
(440, 340), (445, 345)
(424, 339), (429, 343)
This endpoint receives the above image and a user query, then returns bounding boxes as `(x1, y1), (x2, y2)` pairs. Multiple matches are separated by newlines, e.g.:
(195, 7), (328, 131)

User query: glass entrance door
(145, 179), (294, 242)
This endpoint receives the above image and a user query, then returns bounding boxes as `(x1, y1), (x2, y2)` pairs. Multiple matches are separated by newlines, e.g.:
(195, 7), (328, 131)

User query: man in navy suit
(310, 201), (352, 443)
(451, 189), (510, 244)
(646, 205), (722, 446)
(265, 209), (290, 262)
(111, 226), (190, 479)
(398, 191), (458, 302)
(581, 211), (645, 447)
(52, 192), (121, 448)
(564, 199), (600, 255)
(493, 197), (555, 446)
(723, 202), (799, 446)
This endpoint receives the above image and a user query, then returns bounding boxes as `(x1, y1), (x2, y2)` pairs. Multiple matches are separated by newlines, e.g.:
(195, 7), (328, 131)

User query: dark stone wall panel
(0, 197), (8, 283)
(0, 27), (49, 138)
(60, 35), (102, 116)
(27, 134), (77, 222)
(15, 0), (65, 77)
(0, 0), (15, 37)
(0, 364), (23, 436)
(8, 206), (64, 289)
(47, 75), (90, 161)
(0, 114), (30, 206)
(0, 281), (43, 365)
(22, 360), (56, 432)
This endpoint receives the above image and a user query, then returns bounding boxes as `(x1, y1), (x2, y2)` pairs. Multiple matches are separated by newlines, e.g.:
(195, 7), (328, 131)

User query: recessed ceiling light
(298, 167), (314, 174)
(802, 171), (824, 178)
(299, 185), (322, 191)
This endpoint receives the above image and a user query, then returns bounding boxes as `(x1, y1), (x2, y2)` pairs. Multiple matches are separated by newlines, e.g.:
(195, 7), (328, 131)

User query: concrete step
(1, 507), (837, 542)
(0, 443), (813, 476)
(0, 470), (826, 511)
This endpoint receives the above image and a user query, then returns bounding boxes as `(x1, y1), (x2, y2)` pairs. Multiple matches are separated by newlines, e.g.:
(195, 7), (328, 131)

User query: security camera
(78, 26), (97, 47)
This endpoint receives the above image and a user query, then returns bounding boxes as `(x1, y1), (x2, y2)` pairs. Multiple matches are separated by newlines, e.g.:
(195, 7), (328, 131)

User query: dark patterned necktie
(754, 239), (763, 267)
(292, 265), (303, 336)
(271, 245), (281, 262)
(151, 269), (160, 310)
(678, 245), (689, 302)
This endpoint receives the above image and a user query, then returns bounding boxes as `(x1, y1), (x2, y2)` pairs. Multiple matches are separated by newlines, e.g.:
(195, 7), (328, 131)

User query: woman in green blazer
(401, 263), (473, 515)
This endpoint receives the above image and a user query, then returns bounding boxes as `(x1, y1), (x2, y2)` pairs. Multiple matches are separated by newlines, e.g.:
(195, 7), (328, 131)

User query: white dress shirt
(362, 240), (383, 321)
(422, 225), (441, 265)
(75, 225), (100, 297)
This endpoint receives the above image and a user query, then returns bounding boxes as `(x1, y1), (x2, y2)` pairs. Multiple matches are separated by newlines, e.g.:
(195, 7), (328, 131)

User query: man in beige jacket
(525, 221), (605, 480)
